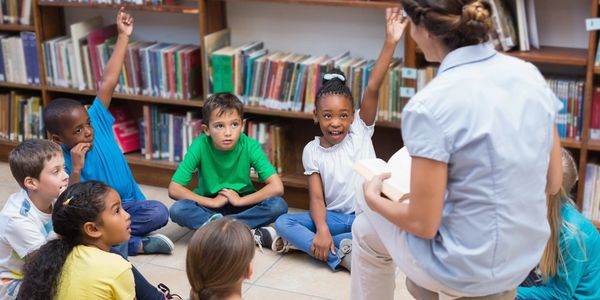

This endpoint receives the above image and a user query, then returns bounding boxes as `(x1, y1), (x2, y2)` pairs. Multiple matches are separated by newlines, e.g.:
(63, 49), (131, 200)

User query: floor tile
(146, 230), (194, 270)
(244, 285), (331, 300)
(254, 252), (351, 299)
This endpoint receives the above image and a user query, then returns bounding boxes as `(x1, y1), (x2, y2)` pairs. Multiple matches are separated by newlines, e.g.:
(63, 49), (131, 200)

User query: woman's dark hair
(17, 181), (110, 300)
(315, 69), (353, 109)
(400, 0), (493, 51)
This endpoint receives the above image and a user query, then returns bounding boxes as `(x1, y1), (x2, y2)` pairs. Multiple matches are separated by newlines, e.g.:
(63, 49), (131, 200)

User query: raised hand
(116, 7), (134, 37)
(386, 7), (408, 44)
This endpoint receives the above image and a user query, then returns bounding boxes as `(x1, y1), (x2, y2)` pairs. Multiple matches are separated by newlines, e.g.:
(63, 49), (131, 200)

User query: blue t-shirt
(63, 98), (145, 201)
(517, 204), (600, 300)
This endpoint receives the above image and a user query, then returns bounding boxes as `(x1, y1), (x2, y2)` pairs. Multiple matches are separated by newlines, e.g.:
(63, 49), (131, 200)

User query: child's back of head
(186, 218), (255, 300)
(9, 139), (62, 190)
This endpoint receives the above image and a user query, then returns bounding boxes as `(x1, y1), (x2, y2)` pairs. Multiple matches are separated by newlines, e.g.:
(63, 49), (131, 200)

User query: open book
(353, 147), (411, 202)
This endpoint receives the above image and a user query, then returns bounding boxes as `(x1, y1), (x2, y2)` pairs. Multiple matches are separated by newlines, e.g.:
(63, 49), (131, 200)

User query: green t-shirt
(172, 133), (276, 198)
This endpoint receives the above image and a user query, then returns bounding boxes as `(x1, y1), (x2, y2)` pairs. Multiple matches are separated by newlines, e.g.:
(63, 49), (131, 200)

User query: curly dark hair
(17, 181), (110, 300)
(43, 98), (85, 134)
(315, 68), (353, 110)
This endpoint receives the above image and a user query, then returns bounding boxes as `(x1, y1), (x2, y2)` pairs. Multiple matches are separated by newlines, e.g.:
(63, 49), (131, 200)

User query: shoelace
(157, 283), (182, 299)
(253, 230), (265, 253)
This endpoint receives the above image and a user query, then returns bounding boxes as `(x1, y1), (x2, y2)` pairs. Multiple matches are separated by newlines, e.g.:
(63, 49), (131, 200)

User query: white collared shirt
(402, 43), (559, 295)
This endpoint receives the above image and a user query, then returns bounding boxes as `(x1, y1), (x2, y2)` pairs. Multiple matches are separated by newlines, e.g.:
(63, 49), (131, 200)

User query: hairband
(323, 73), (345, 82)
(63, 197), (73, 207)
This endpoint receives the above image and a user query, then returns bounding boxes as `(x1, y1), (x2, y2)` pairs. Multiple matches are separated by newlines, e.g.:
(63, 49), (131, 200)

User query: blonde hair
(186, 218), (255, 300)
(539, 148), (585, 280)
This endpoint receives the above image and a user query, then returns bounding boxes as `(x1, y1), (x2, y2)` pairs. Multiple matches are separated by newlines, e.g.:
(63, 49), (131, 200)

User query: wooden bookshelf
(0, 139), (18, 161)
(37, 0), (200, 14)
(504, 47), (588, 66)
(561, 138), (583, 149)
(0, 82), (42, 91)
(229, 0), (400, 9)
(0, 24), (36, 32)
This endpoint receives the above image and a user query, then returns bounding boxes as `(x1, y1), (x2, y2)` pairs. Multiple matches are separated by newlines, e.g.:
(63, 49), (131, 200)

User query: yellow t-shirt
(55, 245), (135, 300)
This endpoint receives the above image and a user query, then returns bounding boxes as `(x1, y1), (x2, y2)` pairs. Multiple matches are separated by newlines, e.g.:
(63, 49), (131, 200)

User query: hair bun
(461, 1), (491, 27)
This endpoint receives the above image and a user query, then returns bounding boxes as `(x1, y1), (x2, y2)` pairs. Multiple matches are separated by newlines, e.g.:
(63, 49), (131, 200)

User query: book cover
(203, 28), (231, 95)
(70, 16), (104, 90)
(109, 105), (141, 153)
(87, 24), (117, 90)
(353, 147), (412, 202)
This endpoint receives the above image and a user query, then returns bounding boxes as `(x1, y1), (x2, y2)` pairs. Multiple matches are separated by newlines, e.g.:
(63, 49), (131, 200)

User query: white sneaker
(272, 236), (298, 254)
(251, 226), (277, 253)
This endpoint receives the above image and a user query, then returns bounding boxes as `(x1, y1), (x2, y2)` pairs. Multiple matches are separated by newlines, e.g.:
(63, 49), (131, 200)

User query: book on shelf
(139, 105), (202, 162)
(209, 41), (436, 122)
(0, 91), (42, 142)
(109, 105), (140, 154)
(55, 0), (189, 4)
(70, 16), (104, 90)
(352, 147), (412, 203)
(546, 77), (584, 141)
(582, 162), (600, 222)
(0, 0), (32, 25)
(244, 119), (290, 174)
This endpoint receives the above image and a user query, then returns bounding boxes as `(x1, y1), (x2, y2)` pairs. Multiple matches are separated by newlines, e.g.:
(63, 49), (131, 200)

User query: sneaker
(157, 283), (182, 299)
(201, 213), (223, 227)
(251, 226), (277, 253)
(142, 234), (175, 254)
(272, 235), (298, 254)
(337, 238), (352, 271)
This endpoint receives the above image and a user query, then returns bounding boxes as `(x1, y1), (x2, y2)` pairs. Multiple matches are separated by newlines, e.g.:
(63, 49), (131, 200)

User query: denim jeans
(169, 196), (288, 230)
(111, 199), (169, 258)
(275, 211), (355, 270)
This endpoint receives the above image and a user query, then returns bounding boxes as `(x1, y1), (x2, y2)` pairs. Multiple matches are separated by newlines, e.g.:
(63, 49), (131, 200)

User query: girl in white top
(273, 8), (408, 271)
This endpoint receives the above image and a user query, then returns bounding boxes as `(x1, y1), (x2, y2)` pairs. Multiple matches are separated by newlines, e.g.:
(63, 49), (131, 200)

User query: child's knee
(266, 197), (288, 216)
(168, 201), (187, 222)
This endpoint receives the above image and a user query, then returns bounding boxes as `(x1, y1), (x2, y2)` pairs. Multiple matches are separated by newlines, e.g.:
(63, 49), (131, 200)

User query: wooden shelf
(0, 139), (18, 147)
(0, 82), (42, 91)
(0, 24), (36, 32)
(560, 138), (583, 149)
(44, 86), (204, 107)
(587, 140), (600, 151)
(504, 47), (588, 66)
(228, 0), (400, 9)
(37, 0), (199, 14)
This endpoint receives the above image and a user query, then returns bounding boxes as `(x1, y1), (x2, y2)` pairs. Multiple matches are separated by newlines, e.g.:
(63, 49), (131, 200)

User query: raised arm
(360, 7), (408, 125)
(97, 7), (133, 108)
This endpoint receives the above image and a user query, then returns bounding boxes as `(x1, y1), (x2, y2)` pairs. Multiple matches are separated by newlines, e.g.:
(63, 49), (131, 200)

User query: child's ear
(23, 176), (38, 191)
(244, 261), (254, 280)
(201, 124), (210, 136)
(312, 109), (318, 124)
(50, 133), (64, 145)
(83, 221), (102, 239)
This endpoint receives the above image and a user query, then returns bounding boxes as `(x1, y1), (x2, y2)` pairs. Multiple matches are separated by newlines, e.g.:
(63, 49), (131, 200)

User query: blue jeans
(275, 211), (355, 271)
(112, 200), (169, 258)
(169, 197), (288, 230)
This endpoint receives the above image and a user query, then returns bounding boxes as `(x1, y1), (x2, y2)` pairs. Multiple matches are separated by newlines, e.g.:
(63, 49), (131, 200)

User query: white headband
(323, 73), (345, 82)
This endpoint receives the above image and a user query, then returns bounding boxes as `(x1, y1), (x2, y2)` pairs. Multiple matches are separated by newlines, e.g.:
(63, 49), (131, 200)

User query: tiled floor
(0, 162), (413, 299)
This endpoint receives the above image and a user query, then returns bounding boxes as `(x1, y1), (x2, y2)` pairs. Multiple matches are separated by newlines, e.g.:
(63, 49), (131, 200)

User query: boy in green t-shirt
(168, 93), (288, 247)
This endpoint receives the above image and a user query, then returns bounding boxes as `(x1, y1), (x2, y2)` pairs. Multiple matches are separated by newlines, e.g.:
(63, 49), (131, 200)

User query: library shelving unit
(0, 0), (598, 218)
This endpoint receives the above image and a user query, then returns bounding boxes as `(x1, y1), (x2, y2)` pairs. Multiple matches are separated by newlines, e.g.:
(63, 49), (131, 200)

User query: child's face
(203, 109), (243, 151)
(31, 153), (69, 201)
(97, 189), (131, 246)
(51, 106), (94, 150)
(314, 95), (354, 148)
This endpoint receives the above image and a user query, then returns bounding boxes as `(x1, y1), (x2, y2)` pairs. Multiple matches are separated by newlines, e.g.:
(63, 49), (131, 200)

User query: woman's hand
(363, 173), (391, 211)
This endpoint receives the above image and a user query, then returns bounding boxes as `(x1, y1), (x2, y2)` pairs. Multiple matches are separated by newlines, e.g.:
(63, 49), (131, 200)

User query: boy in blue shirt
(42, 8), (172, 257)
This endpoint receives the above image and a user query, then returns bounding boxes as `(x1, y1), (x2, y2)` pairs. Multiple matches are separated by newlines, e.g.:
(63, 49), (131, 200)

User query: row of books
(488, 0), (539, 52)
(583, 162), (600, 222)
(137, 105), (202, 162)
(207, 31), (435, 122)
(548, 77), (584, 141)
(245, 120), (288, 174)
(0, 32), (40, 85)
(0, 91), (43, 142)
(43, 16), (202, 100)
(0, 0), (32, 25)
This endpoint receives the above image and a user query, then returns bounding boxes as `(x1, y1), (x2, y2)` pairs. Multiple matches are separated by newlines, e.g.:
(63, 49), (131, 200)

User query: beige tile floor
(0, 162), (413, 299)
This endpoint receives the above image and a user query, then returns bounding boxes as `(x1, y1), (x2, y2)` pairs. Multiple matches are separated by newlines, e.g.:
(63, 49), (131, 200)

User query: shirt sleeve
(171, 135), (202, 187)
(5, 218), (47, 259)
(302, 141), (319, 175)
(111, 264), (135, 300)
(87, 97), (115, 135)
(401, 100), (452, 163)
(516, 228), (589, 299)
(351, 109), (375, 138)
(249, 137), (277, 182)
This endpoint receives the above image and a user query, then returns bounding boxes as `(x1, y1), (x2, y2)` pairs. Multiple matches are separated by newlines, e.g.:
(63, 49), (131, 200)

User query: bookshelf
(0, 0), (597, 215)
